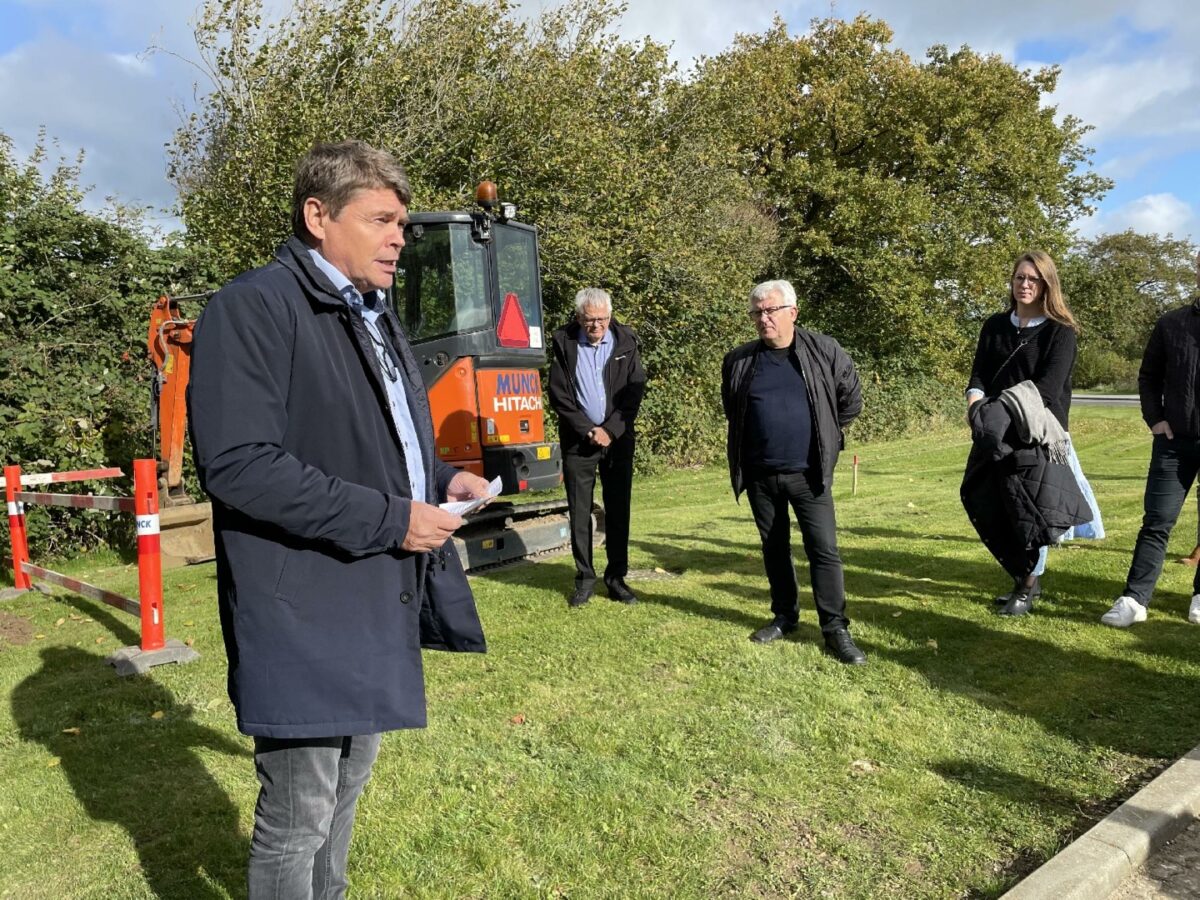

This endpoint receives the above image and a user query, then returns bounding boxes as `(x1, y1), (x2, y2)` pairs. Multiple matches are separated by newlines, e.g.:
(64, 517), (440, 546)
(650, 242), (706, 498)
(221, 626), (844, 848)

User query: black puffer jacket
(1139, 298), (1200, 438)
(722, 329), (862, 496)
(961, 398), (1092, 578)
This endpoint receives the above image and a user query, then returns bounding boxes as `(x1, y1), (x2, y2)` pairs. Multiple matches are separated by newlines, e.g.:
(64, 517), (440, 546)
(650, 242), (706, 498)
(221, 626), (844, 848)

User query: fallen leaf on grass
(47, 758), (61, 768)
(149, 710), (164, 720)
(94, 637), (106, 645)
(850, 759), (879, 776)
(510, 714), (526, 725)
(55, 617), (66, 627)
(916, 577), (934, 583)
(34, 633), (45, 640)
(892, 611), (902, 618)
(906, 502), (917, 508)
(184, 638), (195, 647)
(61, 727), (81, 736)
(653, 567), (667, 574)
(184, 621), (194, 627)
(925, 639), (938, 651)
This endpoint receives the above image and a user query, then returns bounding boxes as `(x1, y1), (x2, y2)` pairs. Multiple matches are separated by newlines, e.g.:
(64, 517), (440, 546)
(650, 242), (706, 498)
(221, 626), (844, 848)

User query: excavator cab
(396, 199), (561, 493)
(394, 185), (569, 567)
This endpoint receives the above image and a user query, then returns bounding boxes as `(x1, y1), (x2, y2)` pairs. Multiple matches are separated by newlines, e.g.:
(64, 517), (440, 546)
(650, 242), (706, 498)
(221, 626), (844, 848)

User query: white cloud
(1081, 192), (1198, 240)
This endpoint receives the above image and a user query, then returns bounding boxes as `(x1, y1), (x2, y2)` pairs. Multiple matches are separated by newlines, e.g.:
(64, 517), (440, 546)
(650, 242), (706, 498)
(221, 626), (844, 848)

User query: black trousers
(563, 438), (634, 590)
(745, 470), (849, 633)
(1124, 434), (1200, 605)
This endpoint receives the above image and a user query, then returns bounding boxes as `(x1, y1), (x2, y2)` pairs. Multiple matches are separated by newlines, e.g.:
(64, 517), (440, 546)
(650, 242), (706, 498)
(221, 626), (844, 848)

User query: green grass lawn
(3, 405), (1199, 899)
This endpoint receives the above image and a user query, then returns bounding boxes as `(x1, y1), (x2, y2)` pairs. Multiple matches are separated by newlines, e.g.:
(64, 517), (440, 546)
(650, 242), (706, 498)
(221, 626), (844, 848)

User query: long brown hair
(1008, 250), (1077, 331)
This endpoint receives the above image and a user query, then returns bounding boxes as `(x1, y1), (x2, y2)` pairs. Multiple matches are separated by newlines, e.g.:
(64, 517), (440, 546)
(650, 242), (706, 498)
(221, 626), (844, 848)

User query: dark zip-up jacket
(188, 237), (484, 740)
(1140, 297), (1200, 438)
(548, 318), (646, 451)
(722, 329), (862, 497)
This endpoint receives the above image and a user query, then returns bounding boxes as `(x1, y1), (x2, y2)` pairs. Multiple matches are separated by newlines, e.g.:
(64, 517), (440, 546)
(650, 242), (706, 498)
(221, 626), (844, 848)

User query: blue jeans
(247, 733), (382, 900)
(1123, 434), (1200, 605)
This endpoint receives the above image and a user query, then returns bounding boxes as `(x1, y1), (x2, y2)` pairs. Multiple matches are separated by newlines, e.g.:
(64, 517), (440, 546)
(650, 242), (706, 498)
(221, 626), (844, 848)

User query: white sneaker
(1189, 595), (1200, 625)
(1101, 596), (1147, 628)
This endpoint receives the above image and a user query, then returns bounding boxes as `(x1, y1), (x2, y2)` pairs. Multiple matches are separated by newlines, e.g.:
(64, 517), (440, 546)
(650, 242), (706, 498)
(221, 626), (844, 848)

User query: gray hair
(748, 279), (797, 311)
(574, 287), (613, 316)
(292, 140), (412, 240)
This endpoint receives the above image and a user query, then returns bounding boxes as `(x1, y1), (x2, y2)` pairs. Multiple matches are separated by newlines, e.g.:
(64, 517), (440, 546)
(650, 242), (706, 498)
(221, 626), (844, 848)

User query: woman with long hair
(962, 250), (1103, 616)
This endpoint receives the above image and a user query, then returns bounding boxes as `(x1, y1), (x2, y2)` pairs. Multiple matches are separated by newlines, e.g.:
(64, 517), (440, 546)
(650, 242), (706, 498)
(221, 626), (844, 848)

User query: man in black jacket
(189, 140), (490, 898)
(1102, 256), (1200, 628)
(548, 288), (646, 608)
(721, 280), (867, 664)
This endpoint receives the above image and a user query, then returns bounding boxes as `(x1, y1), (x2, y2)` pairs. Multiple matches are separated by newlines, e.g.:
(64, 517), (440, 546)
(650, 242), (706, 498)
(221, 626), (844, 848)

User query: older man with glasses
(721, 280), (867, 664)
(548, 288), (647, 608)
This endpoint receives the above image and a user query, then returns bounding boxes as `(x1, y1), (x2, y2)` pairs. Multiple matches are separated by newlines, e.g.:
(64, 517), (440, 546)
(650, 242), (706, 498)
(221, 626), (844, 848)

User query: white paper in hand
(439, 476), (503, 516)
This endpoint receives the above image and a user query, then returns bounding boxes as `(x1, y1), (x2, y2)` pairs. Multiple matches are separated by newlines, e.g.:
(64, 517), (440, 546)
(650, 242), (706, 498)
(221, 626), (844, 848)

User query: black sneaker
(823, 628), (867, 665)
(605, 578), (637, 604)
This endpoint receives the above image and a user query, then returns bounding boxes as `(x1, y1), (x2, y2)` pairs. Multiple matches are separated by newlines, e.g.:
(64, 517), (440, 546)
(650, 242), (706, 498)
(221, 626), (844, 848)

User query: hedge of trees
(2, 0), (1196, 555)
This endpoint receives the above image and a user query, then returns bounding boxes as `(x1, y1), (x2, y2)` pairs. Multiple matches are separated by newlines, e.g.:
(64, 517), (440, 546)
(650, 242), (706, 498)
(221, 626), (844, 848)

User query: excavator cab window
(397, 223), (489, 340)
(494, 223), (544, 347)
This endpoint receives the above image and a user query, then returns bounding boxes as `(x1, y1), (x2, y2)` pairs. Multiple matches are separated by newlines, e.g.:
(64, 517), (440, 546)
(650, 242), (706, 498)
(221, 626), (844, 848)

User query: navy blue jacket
(188, 237), (485, 739)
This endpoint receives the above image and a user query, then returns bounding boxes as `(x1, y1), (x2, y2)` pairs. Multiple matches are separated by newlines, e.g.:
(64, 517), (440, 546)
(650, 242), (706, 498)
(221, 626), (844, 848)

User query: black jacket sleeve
(600, 335), (646, 441)
(1138, 319), (1167, 428)
(189, 285), (413, 556)
(833, 342), (863, 427)
(967, 322), (991, 395)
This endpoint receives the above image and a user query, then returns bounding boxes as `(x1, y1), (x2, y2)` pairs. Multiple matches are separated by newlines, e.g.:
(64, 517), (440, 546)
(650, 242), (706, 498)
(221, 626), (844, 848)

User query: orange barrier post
(4, 464), (32, 590)
(133, 459), (166, 652)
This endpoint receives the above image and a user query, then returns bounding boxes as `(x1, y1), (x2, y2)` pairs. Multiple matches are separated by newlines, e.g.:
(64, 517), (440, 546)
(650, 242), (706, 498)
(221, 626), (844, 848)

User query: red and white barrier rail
(0, 467), (122, 490)
(3, 459), (188, 671)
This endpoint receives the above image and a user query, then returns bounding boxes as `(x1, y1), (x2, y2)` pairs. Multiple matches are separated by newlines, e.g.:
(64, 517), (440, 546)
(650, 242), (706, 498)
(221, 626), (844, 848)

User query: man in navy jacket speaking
(189, 140), (490, 898)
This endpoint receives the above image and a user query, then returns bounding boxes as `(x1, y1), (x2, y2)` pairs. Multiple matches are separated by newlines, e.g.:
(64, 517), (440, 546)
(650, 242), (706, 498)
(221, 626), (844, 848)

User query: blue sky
(1, 0), (1197, 243)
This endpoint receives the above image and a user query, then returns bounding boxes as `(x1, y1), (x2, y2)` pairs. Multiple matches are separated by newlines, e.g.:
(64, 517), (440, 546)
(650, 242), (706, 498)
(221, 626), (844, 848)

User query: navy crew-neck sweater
(742, 344), (813, 473)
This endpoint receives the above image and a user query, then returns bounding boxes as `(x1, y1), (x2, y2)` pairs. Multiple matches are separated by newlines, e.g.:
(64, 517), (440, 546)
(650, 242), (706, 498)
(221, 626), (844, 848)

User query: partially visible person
(721, 279), (867, 665)
(548, 288), (646, 609)
(189, 140), (490, 899)
(1102, 250), (1200, 627)
(961, 250), (1099, 617)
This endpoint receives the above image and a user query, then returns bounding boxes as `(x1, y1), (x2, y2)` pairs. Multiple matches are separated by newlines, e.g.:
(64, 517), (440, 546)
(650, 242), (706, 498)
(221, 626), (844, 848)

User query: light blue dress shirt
(575, 329), (614, 427)
(308, 248), (427, 503)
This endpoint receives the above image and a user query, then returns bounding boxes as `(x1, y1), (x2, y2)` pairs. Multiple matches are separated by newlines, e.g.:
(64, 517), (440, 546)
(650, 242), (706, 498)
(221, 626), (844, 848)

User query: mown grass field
(2, 405), (1199, 899)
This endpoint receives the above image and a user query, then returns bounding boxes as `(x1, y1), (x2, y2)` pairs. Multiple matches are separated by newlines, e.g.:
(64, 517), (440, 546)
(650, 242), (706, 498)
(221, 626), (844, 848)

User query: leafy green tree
(691, 16), (1111, 377)
(170, 0), (776, 465)
(0, 132), (219, 555)
(1065, 230), (1197, 354)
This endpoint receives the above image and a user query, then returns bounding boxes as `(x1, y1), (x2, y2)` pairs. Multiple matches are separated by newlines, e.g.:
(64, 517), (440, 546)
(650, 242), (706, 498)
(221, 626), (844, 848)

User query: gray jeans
(248, 733), (382, 900)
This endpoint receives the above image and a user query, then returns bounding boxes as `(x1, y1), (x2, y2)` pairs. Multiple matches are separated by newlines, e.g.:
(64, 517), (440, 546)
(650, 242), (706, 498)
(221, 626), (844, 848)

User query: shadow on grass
(11, 601), (249, 899)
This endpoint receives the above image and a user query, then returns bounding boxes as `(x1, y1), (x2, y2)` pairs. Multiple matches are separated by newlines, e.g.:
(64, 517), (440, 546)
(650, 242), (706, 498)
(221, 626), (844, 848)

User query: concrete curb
(1002, 744), (1200, 899)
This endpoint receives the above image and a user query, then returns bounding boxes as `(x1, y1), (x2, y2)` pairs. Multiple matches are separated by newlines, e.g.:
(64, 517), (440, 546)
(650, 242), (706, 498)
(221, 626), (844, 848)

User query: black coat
(961, 398), (1092, 579)
(188, 237), (485, 739)
(722, 329), (862, 496)
(1139, 298), (1200, 438)
(548, 319), (646, 451)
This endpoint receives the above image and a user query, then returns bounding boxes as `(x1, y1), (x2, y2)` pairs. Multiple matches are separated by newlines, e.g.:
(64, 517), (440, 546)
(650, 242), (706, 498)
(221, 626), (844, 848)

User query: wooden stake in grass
(852, 454), (859, 495)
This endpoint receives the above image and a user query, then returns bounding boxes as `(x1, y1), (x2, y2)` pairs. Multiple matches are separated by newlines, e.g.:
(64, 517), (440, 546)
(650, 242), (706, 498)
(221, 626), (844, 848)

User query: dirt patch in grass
(0, 611), (35, 647)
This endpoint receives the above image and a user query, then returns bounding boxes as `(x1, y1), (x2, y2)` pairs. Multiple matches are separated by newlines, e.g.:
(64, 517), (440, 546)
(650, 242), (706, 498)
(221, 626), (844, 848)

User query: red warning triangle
(496, 291), (531, 348)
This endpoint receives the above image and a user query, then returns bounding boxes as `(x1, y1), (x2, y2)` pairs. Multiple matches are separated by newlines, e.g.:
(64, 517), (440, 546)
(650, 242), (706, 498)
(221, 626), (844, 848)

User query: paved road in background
(1073, 394), (1138, 407)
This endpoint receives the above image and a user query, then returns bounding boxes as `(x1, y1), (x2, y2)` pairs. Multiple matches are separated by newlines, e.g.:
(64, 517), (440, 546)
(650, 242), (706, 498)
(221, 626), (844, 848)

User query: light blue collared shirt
(575, 329), (613, 427)
(308, 248), (426, 503)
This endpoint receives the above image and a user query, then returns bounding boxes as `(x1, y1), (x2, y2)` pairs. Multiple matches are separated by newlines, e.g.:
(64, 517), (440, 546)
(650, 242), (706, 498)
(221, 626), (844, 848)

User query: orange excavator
(147, 182), (570, 570)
